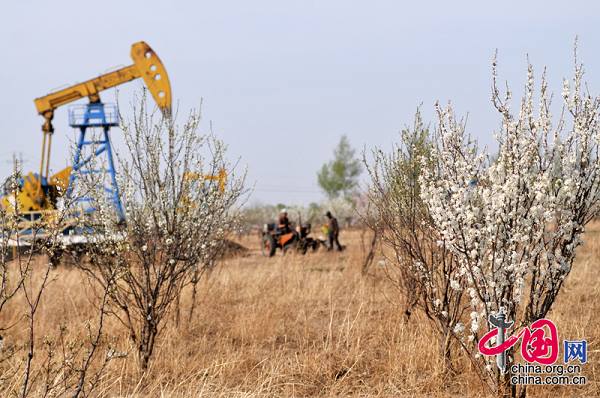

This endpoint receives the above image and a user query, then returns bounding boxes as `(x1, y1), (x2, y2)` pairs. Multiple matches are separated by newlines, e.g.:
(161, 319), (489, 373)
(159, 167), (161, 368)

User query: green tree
(317, 135), (362, 200)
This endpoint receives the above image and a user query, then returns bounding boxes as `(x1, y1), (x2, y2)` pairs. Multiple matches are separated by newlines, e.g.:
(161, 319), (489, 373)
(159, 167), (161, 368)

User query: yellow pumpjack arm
(184, 169), (228, 193)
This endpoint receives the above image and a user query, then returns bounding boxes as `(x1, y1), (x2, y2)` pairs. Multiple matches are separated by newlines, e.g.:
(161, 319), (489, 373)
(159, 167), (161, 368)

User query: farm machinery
(260, 222), (323, 257)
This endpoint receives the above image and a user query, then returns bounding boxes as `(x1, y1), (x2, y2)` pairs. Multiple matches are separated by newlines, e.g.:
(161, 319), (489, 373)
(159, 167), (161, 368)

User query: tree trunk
(188, 268), (200, 324)
(439, 329), (453, 374)
(497, 371), (514, 398)
(138, 319), (158, 371)
(361, 228), (379, 274)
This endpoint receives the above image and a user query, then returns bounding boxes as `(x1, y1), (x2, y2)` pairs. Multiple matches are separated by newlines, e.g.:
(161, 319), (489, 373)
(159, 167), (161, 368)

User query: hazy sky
(1, 1), (599, 205)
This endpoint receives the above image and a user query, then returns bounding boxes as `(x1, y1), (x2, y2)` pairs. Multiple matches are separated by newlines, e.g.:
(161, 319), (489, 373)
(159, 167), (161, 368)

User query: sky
(1, 1), (599, 205)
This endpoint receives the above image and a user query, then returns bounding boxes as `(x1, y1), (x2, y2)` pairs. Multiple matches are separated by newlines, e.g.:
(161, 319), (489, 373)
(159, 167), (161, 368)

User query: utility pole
(5, 151), (24, 174)
(7, 152), (24, 259)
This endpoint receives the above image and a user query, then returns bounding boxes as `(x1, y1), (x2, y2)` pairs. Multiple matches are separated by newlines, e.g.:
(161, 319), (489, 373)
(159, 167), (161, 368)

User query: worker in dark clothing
(278, 208), (291, 233)
(325, 211), (343, 251)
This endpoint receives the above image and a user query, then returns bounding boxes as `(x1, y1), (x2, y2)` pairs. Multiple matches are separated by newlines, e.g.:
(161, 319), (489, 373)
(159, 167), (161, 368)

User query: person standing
(325, 211), (343, 251)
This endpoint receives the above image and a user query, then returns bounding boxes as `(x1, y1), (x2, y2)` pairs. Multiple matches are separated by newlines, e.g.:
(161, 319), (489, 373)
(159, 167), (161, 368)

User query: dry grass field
(1, 226), (600, 397)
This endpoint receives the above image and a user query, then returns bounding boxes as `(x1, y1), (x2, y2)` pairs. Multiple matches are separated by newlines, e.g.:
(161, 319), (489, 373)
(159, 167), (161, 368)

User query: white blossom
(420, 54), (600, 336)
(453, 322), (465, 334)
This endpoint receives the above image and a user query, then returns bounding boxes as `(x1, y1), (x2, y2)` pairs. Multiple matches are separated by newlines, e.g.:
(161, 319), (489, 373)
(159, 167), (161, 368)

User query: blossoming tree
(366, 108), (466, 370)
(77, 95), (245, 370)
(420, 49), (600, 395)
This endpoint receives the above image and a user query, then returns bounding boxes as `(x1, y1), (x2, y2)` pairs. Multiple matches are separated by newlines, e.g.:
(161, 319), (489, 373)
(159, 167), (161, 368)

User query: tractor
(260, 222), (323, 257)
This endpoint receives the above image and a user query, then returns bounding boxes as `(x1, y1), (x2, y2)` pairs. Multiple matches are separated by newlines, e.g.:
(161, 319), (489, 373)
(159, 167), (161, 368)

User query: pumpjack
(0, 41), (171, 236)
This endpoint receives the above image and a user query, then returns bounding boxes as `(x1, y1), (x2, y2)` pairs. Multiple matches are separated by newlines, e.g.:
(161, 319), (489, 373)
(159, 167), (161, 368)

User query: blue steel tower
(67, 102), (125, 222)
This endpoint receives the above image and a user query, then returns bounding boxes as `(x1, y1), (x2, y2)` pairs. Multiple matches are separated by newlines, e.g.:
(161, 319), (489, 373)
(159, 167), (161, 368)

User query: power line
(254, 189), (321, 194)
(253, 185), (322, 194)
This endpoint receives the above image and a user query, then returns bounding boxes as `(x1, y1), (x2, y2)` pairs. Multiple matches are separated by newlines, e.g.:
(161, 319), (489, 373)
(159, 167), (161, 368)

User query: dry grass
(1, 227), (600, 397)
